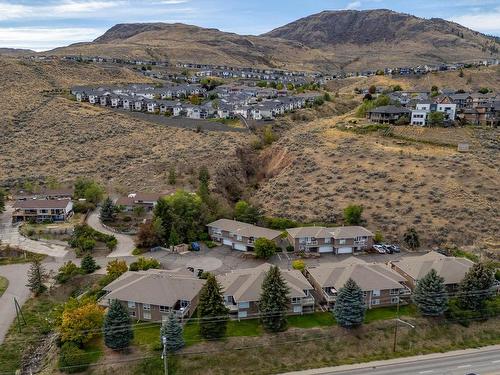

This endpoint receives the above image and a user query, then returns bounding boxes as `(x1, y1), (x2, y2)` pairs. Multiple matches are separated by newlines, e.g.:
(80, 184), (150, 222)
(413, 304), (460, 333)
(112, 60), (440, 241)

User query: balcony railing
(300, 240), (318, 246)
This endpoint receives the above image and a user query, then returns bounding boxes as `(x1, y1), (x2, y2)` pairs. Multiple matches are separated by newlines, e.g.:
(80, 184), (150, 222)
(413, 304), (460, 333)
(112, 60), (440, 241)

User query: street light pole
(162, 336), (168, 375)
(393, 298), (415, 352)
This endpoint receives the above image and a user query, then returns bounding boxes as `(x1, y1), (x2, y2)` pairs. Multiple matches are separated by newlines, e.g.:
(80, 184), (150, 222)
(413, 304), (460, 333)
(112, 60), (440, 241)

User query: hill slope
(46, 9), (499, 71)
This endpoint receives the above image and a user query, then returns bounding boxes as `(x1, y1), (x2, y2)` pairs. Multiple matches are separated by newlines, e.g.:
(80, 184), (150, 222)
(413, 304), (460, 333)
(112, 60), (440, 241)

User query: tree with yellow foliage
(60, 297), (104, 345)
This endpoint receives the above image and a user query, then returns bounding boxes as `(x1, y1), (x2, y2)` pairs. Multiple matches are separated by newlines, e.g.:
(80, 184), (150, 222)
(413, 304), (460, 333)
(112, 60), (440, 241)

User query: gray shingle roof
(207, 219), (282, 240)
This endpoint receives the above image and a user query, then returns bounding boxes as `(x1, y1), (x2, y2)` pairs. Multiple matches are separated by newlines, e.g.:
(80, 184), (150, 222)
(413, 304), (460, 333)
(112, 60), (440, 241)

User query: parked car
(373, 244), (386, 254)
(190, 242), (201, 251)
(382, 244), (393, 254)
(389, 244), (401, 253)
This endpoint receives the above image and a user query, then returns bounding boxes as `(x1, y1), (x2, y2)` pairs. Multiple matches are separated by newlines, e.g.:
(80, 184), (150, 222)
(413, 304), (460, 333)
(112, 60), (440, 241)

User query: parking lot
(147, 243), (418, 275)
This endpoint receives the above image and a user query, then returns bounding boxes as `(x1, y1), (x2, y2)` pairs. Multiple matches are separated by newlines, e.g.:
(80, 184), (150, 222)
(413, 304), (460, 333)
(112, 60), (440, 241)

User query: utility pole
(161, 335), (168, 375)
(393, 298), (415, 352)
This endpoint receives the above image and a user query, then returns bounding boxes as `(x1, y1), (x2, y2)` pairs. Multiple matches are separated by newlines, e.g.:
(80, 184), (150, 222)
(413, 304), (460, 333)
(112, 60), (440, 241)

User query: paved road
(281, 345), (500, 375)
(0, 206), (68, 258)
(0, 261), (62, 344)
(86, 210), (135, 257)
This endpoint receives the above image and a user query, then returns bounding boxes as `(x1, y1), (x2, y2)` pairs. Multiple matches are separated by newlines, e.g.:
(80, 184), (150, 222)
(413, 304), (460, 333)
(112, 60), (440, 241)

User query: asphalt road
(86, 210), (135, 257)
(282, 345), (500, 375)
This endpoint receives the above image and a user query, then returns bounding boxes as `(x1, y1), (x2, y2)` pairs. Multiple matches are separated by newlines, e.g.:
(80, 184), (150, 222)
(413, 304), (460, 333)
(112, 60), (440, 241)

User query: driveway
(0, 206), (68, 258)
(86, 210), (135, 257)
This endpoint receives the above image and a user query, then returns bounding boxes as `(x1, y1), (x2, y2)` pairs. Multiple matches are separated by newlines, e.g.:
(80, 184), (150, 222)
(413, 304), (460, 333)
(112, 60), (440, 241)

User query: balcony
(299, 240), (318, 246)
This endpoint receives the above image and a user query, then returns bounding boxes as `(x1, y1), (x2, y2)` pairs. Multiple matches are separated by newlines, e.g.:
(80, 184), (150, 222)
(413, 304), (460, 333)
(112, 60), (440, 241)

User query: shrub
(286, 245), (295, 252)
(56, 261), (84, 284)
(129, 257), (160, 272)
(58, 342), (89, 373)
(263, 217), (298, 230)
(72, 201), (95, 214)
(343, 204), (363, 225)
(292, 260), (305, 271)
(374, 231), (383, 244)
(204, 240), (217, 248)
(254, 238), (278, 259)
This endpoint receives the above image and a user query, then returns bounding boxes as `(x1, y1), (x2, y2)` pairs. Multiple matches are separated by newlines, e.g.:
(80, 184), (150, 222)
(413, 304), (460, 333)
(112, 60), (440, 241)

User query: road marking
(457, 364), (471, 368)
(492, 360), (500, 363)
(418, 371), (433, 374)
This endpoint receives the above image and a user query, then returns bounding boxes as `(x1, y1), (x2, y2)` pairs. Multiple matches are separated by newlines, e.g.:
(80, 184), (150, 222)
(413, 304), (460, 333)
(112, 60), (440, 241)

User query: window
(390, 289), (400, 295)
(143, 312), (151, 320)
(291, 297), (300, 304)
(238, 311), (247, 318)
(324, 237), (331, 244)
(180, 300), (189, 308)
(339, 239), (346, 245)
(372, 289), (381, 297)
(130, 310), (136, 317)
(143, 304), (151, 311)
(372, 299), (380, 306)
(128, 301), (136, 308)
(238, 301), (250, 309)
(391, 297), (399, 304)
(159, 305), (169, 313)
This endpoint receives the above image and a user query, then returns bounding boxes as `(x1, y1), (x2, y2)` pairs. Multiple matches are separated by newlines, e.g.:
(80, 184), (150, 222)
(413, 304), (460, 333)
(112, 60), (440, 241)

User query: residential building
(306, 258), (411, 308)
(12, 199), (73, 223)
(390, 251), (474, 291)
(410, 102), (457, 125)
(206, 219), (282, 252)
(100, 268), (205, 322)
(115, 192), (166, 212)
(218, 263), (315, 319)
(366, 105), (411, 124)
(286, 226), (374, 254)
(14, 188), (74, 201)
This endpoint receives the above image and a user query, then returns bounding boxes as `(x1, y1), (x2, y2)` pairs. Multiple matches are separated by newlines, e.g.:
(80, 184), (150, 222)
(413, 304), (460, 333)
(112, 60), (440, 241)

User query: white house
(410, 102), (457, 126)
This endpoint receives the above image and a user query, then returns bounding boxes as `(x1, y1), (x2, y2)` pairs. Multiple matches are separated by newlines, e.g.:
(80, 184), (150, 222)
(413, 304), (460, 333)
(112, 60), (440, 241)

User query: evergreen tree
(0, 188), (5, 213)
(412, 269), (448, 316)
(168, 225), (180, 246)
(333, 278), (366, 328)
(100, 197), (116, 222)
(458, 263), (495, 311)
(259, 266), (289, 332)
(198, 274), (228, 339)
(160, 312), (184, 353)
(26, 258), (47, 296)
(104, 299), (133, 350)
(403, 228), (420, 250)
(168, 166), (177, 185)
(80, 253), (98, 274)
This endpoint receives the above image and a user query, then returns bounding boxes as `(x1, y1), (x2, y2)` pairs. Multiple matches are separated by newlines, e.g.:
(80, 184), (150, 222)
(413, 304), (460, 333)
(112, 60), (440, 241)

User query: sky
(0, 0), (499, 51)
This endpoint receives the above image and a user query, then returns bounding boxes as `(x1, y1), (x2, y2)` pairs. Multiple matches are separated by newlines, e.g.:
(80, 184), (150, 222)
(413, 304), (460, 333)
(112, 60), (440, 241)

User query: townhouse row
(99, 251), (475, 322)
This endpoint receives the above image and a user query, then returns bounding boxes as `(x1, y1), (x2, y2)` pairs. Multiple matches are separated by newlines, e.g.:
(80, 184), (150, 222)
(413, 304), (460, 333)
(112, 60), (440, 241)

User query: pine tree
(412, 269), (448, 316)
(100, 197), (116, 222)
(168, 225), (180, 246)
(81, 253), (98, 274)
(104, 299), (133, 350)
(458, 263), (495, 311)
(160, 312), (184, 353)
(168, 166), (177, 185)
(333, 278), (366, 328)
(198, 274), (228, 339)
(259, 266), (290, 332)
(403, 228), (420, 250)
(26, 258), (47, 296)
(0, 188), (5, 213)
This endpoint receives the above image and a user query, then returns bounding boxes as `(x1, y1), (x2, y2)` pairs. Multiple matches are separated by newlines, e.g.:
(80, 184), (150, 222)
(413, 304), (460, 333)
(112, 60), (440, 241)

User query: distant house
(286, 226), (374, 254)
(100, 268), (205, 322)
(218, 263), (315, 319)
(410, 102), (457, 126)
(206, 219), (282, 252)
(390, 251), (474, 291)
(366, 106), (411, 124)
(12, 199), (73, 223)
(115, 192), (165, 212)
(14, 188), (74, 201)
(306, 258), (411, 309)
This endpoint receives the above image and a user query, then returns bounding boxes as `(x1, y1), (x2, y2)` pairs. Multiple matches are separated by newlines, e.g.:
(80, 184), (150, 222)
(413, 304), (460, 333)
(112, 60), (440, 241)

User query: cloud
(0, 27), (105, 51)
(450, 9), (500, 34)
(0, 2), (30, 20)
(345, 1), (362, 10)
(51, 1), (122, 14)
(156, 0), (189, 3)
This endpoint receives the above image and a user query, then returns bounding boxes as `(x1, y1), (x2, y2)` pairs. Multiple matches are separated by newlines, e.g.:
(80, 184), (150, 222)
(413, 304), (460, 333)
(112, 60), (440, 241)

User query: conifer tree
(458, 263), (495, 311)
(403, 228), (420, 250)
(103, 299), (133, 350)
(160, 312), (184, 353)
(198, 274), (228, 339)
(259, 266), (290, 332)
(333, 278), (366, 328)
(81, 253), (98, 274)
(0, 188), (5, 213)
(100, 197), (116, 222)
(26, 258), (48, 296)
(412, 269), (448, 316)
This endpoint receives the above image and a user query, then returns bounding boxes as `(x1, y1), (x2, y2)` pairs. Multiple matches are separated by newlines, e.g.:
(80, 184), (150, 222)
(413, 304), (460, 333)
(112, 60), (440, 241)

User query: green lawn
(364, 304), (417, 323)
(82, 336), (104, 364)
(0, 276), (8, 297)
(288, 312), (336, 328)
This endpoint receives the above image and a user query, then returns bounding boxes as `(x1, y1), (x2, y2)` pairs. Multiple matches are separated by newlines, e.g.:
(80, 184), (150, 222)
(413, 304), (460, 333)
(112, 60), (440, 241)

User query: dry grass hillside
(0, 57), (249, 192)
(327, 66), (500, 94)
(253, 114), (499, 251)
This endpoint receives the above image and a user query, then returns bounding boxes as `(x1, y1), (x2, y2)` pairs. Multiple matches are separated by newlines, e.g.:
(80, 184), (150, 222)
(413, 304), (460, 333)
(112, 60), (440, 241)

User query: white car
(373, 244), (386, 254)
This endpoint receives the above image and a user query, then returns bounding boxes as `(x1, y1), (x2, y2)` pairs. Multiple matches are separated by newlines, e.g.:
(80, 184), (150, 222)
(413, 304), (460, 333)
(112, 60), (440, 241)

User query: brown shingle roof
(207, 219), (282, 240)
(287, 226), (374, 239)
(13, 200), (72, 209)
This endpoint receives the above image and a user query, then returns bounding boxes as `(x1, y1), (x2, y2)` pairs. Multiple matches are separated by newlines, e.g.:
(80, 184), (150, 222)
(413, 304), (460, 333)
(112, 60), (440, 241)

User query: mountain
(46, 9), (499, 71)
(0, 48), (35, 56)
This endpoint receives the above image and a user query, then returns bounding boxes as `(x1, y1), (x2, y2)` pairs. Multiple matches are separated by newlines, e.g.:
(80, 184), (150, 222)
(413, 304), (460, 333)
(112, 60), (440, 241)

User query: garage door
(233, 243), (247, 251)
(319, 246), (333, 253)
(337, 247), (353, 254)
(223, 239), (233, 246)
